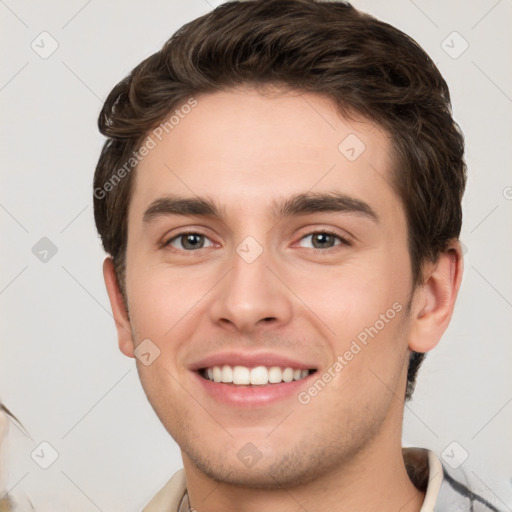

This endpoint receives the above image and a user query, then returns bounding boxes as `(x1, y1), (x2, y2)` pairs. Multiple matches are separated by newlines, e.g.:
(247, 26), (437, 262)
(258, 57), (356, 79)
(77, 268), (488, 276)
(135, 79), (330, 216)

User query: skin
(103, 85), (463, 512)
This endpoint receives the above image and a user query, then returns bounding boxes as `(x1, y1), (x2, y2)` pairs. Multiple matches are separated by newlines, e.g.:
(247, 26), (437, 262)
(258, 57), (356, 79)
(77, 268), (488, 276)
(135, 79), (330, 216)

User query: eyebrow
(142, 192), (379, 224)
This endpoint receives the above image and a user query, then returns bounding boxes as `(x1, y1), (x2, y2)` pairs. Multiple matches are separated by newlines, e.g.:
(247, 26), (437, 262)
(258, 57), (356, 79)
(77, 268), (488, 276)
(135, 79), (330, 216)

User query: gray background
(1, 0), (511, 510)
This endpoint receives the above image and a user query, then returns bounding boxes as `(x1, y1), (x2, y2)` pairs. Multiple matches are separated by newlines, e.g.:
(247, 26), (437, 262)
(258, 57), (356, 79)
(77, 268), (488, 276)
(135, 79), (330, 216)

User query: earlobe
(408, 241), (464, 353)
(102, 257), (135, 358)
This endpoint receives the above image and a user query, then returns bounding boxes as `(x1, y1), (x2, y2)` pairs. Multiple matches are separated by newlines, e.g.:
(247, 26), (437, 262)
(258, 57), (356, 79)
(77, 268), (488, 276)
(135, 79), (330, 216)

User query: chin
(183, 434), (360, 490)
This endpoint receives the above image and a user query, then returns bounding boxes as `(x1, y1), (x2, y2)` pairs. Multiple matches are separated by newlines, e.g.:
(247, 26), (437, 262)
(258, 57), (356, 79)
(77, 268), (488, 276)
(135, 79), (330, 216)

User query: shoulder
(404, 447), (506, 512)
(437, 458), (505, 512)
(141, 469), (187, 512)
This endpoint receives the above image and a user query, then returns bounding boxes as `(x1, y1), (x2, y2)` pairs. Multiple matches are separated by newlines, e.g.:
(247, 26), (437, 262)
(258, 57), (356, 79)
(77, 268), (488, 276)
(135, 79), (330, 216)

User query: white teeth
(282, 367), (294, 383)
(233, 366), (250, 385)
(250, 366), (268, 385)
(221, 365), (233, 383)
(268, 366), (282, 383)
(213, 366), (222, 383)
(203, 365), (312, 385)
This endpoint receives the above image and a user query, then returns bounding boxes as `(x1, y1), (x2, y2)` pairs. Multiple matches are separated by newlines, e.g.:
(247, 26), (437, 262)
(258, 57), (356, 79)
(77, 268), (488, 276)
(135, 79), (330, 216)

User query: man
(93, 1), (500, 510)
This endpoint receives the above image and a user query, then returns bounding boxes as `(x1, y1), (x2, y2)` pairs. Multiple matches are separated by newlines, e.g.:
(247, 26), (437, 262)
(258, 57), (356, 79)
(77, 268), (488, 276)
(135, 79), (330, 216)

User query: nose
(209, 243), (294, 334)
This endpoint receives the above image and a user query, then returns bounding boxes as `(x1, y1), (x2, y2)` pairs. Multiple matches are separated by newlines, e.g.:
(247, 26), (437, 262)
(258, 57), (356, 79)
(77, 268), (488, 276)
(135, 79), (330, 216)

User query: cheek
(287, 251), (410, 337)
(135, 361), (194, 443)
(126, 262), (207, 343)
(284, 252), (412, 391)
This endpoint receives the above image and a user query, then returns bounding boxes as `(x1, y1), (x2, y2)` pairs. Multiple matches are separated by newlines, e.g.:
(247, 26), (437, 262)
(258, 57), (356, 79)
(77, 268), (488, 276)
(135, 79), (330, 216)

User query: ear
(103, 257), (135, 358)
(408, 240), (464, 353)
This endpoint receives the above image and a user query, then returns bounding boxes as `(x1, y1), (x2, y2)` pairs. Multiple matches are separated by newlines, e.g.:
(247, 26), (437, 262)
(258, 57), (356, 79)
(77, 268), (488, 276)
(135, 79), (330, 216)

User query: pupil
(184, 234), (203, 249)
(314, 233), (332, 248)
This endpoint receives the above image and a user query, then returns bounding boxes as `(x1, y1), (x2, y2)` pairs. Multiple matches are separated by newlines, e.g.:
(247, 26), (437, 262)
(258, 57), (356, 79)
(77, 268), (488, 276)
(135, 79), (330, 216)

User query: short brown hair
(93, 0), (466, 399)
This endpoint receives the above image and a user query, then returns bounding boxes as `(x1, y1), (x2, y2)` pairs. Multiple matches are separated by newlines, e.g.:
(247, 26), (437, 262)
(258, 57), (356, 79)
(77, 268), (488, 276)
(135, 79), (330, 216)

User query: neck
(182, 427), (424, 512)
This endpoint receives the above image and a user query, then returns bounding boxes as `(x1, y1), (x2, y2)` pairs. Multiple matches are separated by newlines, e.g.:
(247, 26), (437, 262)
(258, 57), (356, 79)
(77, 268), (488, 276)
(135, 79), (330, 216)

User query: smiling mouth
(199, 365), (317, 386)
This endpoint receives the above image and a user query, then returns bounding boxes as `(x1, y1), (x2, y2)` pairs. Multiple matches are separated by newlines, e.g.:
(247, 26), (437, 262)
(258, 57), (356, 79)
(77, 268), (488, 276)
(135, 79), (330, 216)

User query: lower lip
(192, 371), (316, 408)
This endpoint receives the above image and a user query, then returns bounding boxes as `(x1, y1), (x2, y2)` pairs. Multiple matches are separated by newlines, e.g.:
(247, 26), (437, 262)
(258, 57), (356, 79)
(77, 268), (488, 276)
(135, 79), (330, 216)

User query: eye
(297, 231), (349, 250)
(164, 231), (214, 251)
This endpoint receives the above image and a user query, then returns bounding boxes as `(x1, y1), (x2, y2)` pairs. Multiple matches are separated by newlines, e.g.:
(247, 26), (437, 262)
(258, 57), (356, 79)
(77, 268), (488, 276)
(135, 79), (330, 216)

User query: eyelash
(161, 228), (351, 252)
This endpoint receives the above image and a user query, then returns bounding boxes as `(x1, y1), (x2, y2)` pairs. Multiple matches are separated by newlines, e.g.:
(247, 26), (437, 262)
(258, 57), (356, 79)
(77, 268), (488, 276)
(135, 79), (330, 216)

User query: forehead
(130, 86), (400, 222)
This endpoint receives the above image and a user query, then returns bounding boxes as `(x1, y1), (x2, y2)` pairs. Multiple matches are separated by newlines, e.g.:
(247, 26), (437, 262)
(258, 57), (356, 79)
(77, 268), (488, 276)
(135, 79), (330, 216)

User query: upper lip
(188, 351), (318, 371)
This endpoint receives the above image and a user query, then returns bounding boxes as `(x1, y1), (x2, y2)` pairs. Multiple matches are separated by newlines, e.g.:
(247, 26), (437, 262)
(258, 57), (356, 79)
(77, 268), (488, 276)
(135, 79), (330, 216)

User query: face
(107, 85), (442, 488)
